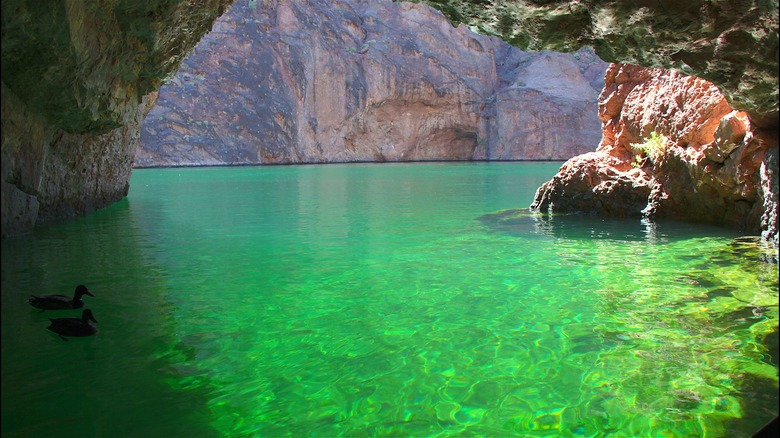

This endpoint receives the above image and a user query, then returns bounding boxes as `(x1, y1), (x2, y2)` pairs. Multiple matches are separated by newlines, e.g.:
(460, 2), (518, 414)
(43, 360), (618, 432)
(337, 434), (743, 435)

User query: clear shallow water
(1, 162), (777, 437)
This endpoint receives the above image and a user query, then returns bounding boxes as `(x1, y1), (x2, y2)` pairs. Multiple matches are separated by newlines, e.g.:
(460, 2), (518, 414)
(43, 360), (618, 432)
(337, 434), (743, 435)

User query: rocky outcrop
(531, 64), (779, 245)
(421, 0), (778, 128)
(1, 0), (232, 237)
(136, 0), (607, 167)
(2, 81), (152, 231)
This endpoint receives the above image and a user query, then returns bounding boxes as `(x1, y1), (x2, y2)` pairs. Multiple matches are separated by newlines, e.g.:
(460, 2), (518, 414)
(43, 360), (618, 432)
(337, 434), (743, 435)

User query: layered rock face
(2, 82), (151, 234)
(136, 0), (607, 167)
(1, 0), (232, 237)
(531, 64), (778, 244)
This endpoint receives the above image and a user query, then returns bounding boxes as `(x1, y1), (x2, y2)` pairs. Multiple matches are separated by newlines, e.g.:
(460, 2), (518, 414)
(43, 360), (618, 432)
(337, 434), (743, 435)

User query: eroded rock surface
(531, 64), (779, 245)
(2, 82), (151, 230)
(420, 0), (778, 245)
(1, 0), (232, 237)
(136, 0), (607, 166)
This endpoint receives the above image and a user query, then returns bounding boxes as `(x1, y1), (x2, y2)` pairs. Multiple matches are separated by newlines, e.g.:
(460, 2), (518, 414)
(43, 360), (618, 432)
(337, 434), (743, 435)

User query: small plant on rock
(630, 131), (667, 164)
(631, 154), (643, 169)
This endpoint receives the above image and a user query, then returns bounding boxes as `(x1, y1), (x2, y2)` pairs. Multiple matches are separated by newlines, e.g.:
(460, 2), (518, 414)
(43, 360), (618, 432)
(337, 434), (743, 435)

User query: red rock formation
(532, 64), (778, 244)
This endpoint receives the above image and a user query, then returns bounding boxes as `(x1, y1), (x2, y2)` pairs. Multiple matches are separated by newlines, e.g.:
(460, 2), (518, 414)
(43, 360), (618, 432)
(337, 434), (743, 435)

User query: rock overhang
(1, 0), (234, 134)
(3, 0), (776, 132)
(415, 0), (778, 127)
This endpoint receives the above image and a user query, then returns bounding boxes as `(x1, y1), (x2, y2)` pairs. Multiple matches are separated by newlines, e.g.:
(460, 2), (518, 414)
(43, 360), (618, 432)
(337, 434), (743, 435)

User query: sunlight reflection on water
(2, 163), (777, 437)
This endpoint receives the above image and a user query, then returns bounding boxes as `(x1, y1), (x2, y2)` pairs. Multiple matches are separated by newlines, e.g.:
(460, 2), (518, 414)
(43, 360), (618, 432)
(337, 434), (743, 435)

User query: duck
(47, 308), (99, 340)
(28, 285), (94, 310)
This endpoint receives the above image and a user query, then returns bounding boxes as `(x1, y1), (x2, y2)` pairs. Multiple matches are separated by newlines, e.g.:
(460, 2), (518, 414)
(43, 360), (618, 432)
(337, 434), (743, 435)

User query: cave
(1, 1), (777, 436)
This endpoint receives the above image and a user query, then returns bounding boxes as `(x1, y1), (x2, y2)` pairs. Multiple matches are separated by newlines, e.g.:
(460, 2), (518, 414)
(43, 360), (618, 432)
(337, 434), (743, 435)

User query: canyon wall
(135, 0), (607, 167)
(420, 0), (778, 127)
(420, 0), (777, 244)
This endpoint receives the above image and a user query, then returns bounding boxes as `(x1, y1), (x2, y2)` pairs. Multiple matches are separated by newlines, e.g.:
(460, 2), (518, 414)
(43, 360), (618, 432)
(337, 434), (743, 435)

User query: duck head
(75, 285), (94, 298)
(82, 309), (98, 324)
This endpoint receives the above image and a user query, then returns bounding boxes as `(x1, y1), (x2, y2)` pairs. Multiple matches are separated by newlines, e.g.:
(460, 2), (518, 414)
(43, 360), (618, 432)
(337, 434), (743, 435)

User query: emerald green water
(2, 162), (777, 437)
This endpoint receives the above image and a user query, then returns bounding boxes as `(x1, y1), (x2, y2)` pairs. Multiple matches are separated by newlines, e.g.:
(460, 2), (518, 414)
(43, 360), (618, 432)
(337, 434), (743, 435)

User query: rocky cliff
(135, 0), (607, 167)
(418, 0), (777, 244)
(419, 0), (778, 127)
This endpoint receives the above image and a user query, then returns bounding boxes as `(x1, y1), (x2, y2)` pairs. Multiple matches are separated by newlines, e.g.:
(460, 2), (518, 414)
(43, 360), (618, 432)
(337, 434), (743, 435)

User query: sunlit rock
(531, 63), (778, 245)
(136, 0), (607, 166)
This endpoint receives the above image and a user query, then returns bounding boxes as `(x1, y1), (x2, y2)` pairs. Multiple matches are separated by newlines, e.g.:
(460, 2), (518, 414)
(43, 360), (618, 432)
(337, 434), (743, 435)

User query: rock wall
(1, 0), (232, 238)
(135, 0), (607, 167)
(417, 0), (778, 244)
(531, 64), (779, 245)
(2, 82), (150, 232)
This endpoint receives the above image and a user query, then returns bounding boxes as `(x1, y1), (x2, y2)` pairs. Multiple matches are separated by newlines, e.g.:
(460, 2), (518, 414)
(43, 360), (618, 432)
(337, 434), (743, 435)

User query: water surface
(2, 162), (777, 437)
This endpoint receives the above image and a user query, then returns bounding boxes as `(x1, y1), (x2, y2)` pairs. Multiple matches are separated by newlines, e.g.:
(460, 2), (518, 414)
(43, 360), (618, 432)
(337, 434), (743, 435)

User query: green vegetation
(631, 131), (667, 164)
(631, 154), (643, 169)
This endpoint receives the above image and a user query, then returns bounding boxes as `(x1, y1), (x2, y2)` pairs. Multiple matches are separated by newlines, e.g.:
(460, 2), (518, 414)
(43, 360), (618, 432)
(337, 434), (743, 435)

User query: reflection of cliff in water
(476, 208), (748, 243)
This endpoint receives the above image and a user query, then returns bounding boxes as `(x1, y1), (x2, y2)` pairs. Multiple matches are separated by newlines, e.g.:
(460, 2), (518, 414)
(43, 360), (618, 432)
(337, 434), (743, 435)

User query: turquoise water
(2, 162), (777, 437)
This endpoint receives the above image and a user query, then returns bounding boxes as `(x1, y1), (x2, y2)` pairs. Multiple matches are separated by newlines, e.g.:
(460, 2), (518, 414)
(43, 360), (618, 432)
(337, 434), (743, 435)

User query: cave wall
(2, 81), (150, 232)
(1, 0), (232, 237)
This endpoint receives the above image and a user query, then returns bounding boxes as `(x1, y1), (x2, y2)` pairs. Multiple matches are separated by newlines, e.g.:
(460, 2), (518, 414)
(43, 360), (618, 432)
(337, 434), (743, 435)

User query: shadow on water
(1, 199), (219, 437)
